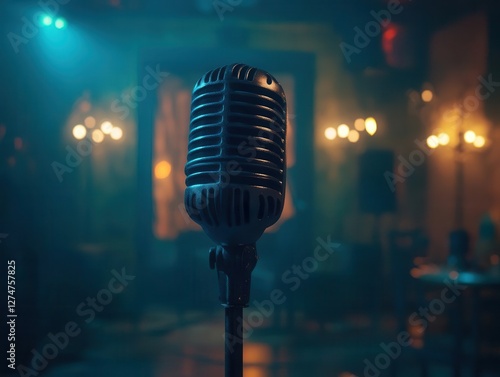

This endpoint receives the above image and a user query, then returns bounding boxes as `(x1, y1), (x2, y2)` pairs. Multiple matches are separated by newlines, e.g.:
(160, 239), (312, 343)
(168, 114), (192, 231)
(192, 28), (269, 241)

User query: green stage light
(42, 15), (53, 26)
(54, 18), (66, 29)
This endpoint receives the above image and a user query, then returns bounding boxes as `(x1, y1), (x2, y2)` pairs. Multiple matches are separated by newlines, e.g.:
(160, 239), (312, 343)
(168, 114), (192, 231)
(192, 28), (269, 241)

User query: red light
(382, 24), (399, 56)
(384, 28), (397, 41)
(381, 23), (414, 68)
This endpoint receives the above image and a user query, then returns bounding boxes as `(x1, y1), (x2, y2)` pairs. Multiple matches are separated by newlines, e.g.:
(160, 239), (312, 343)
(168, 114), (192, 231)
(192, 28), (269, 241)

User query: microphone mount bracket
(209, 244), (258, 308)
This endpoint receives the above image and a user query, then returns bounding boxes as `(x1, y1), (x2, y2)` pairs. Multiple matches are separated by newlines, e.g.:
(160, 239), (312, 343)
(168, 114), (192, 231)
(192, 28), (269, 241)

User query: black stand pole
(209, 244), (258, 377)
(448, 109), (469, 269)
(225, 306), (243, 377)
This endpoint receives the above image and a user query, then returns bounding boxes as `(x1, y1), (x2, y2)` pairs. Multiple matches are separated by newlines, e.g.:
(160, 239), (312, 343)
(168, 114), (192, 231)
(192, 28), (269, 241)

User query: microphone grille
(185, 188), (284, 228)
(186, 63), (286, 192)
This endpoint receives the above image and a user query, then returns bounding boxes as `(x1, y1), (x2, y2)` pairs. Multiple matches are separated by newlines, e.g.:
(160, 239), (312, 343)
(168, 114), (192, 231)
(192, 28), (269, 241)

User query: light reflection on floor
(36, 310), (463, 377)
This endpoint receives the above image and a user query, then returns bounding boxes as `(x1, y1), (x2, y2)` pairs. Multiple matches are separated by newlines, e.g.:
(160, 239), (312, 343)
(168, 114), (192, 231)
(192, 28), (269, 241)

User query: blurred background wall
(2, 0), (500, 372)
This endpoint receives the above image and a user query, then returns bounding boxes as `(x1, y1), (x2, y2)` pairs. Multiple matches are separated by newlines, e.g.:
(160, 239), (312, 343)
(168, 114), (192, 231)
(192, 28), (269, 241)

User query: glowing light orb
(365, 117), (377, 136)
(437, 132), (450, 146)
(324, 127), (337, 140)
(101, 121), (113, 134)
(42, 15), (53, 26)
(54, 18), (66, 29)
(72, 125), (86, 140)
(84, 116), (96, 128)
(337, 124), (349, 138)
(155, 161), (172, 179)
(464, 130), (476, 144)
(354, 118), (365, 131)
(92, 129), (104, 143)
(421, 90), (433, 102)
(473, 136), (485, 148)
(110, 127), (123, 140)
(426, 135), (439, 149)
(348, 129), (360, 143)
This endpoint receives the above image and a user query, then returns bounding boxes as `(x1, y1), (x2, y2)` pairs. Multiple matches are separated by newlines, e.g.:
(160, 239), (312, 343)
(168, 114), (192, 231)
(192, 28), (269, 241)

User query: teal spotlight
(42, 15), (53, 26)
(54, 18), (66, 29)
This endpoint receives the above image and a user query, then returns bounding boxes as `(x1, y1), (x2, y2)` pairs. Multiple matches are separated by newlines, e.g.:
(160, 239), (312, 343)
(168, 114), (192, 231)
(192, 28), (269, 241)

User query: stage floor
(10, 308), (493, 377)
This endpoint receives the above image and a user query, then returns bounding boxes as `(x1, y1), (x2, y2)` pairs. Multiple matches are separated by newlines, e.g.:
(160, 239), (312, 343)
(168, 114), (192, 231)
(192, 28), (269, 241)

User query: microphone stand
(209, 244), (258, 377)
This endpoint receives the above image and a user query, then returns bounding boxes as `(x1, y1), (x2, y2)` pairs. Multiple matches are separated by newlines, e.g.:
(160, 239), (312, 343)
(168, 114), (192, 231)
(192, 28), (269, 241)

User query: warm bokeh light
(426, 135), (439, 149)
(437, 132), (450, 146)
(101, 121), (114, 134)
(155, 161), (172, 179)
(110, 127), (123, 140)
(354, 118), (365, 131)
(244, 366), (267, 377)
(84, 116), (96, 128)
(244, 343), (272, 364)
(464, 130), (476, 144)
(324, 127), (337, 140)
(421, 89), (433, 102)
(348, 129), (360, 143)
(337, 124), (349, 138)
(365, 117), (377, 136)
(473, 135), (485, 148)
(72, 125), (87, 140)
(92, 129), (104, 143)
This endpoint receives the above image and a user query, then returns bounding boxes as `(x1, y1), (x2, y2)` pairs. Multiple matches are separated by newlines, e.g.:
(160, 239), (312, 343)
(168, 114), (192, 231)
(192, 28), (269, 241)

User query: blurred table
(412, 264), (500, 377)
(412, 264), (500, 286)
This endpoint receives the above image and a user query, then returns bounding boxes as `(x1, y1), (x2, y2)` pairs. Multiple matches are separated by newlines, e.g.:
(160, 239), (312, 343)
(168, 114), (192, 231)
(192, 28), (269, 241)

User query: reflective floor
(11, 308), (496, 377)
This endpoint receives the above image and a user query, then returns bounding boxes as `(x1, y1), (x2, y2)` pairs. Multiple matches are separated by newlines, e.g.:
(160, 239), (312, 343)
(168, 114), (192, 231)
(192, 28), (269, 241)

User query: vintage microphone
(184, 63), (287, 377)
